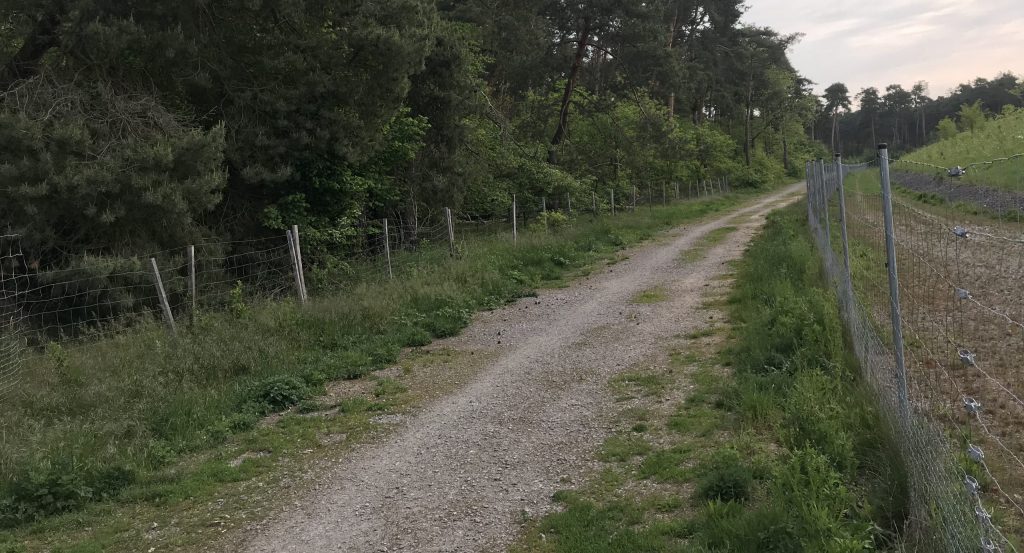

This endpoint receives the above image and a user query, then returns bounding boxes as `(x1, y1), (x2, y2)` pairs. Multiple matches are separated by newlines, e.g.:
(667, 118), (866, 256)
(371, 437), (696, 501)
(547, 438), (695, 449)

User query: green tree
(0, 0), (440, 258)
(0, 77), (226, 263)
(935, 117), (958, 140)
(957, 100), (987, 133)
(911, 81), (931, 145)
(823, 83), (851, 154)
(882, 84), (913, 147)
(856, 87), (882, 147)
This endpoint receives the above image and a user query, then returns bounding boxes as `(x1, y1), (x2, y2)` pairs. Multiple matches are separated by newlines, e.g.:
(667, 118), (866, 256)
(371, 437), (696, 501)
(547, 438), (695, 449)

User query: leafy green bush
(0, 463), (135, 527)
(244, 375), (311, 414)
(528, 211), (571, 233)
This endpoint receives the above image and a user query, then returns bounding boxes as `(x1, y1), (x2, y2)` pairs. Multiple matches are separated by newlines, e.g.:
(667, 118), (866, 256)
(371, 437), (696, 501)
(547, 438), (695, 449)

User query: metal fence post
(806, 161), (813, 226)
(834, 154), (853, 291)
(878, 144), (910, 414)
(610, 190), (615, 215)
(592, 191), (597, 215)
(817, 159), (831, 248)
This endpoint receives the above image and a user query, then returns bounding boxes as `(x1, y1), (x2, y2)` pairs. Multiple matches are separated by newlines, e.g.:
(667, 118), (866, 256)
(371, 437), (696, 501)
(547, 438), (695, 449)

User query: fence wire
(0, 179), (732, 403)
(808, 154), (1024, 552)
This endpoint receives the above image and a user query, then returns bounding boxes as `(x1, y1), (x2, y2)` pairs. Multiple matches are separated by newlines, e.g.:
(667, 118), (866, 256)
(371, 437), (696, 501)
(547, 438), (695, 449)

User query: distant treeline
(816, 73), (1023, 158)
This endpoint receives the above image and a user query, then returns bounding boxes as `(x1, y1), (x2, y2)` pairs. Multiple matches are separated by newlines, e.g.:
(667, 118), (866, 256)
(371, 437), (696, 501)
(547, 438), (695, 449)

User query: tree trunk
(666, 7), (678, 119)
(782, 133), (789, 172)
(830, 112), (838, 154)
(549, 18), (592, 164)
(920, 110), (927, 145)
(0, 8), (65, 90)
(743, 78), (753, 166)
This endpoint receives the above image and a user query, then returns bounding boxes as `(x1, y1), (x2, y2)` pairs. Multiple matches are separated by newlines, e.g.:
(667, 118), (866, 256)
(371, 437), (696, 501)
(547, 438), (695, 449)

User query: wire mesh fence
(808, 150), (1024, 552)
(0, 179), (733, 403)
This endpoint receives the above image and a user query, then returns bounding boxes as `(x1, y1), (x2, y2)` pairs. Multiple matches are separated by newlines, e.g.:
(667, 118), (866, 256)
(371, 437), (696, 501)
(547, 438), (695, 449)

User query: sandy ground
(235, 183), (803, 553)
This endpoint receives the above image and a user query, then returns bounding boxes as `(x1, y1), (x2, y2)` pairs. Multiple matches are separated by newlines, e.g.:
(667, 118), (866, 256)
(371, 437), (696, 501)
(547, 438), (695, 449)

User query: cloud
(743, 0), (1024, 95)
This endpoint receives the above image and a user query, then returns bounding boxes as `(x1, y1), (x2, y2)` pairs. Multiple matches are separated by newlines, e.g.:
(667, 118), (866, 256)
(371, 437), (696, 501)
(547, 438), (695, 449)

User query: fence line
(0, 180), (733, 401)
(808, 149), (1024, 551)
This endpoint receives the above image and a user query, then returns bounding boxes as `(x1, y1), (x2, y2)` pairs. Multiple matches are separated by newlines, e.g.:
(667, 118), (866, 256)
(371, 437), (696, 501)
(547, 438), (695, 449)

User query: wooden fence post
(286, 230), (305, 304)
(383, 218), (393, 279)
(291, 225), (308, 302)
(445, 207), (456, 256)
(187, 245), (196, 319)
(150, 258), (176, 335)
(512, 195), (518, 243)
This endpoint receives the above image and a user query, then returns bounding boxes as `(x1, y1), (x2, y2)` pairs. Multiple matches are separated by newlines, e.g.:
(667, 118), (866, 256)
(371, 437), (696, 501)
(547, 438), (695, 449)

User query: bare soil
(893, 170), (1024, 216)
(232, 184), (804, 553)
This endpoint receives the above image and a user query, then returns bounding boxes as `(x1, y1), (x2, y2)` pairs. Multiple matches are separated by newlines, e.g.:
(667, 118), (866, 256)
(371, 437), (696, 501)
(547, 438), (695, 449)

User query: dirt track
(235, 183), (804, 553)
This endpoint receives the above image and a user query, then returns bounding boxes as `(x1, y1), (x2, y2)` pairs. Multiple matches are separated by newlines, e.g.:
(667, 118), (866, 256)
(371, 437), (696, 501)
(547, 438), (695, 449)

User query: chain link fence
(807, 149), (1024, 552)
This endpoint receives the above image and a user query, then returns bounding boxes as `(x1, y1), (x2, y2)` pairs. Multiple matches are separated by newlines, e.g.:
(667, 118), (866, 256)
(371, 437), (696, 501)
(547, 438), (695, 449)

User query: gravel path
(236, 184), (803, 553)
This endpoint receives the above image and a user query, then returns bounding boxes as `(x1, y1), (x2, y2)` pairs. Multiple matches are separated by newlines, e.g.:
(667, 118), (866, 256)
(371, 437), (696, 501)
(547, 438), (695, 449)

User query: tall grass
(904, 109), (1024, 190)
(718, 205), (908, 550)
(0, 193), (750, 528)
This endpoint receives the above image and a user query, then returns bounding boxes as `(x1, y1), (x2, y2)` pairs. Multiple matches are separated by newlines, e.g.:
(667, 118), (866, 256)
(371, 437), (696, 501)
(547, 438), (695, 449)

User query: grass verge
(0, 189), (770, 552)
(680, 226), (738, 263)
(513, 202), (909, 552)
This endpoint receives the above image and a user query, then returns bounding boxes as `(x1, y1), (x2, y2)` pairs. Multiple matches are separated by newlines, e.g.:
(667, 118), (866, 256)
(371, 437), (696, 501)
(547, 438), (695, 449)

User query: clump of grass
(611, 372), (668, 398)
(373, 378), (407, 398)
(631, 286), (668, 304)
(685, 326), (716, 340)
(696, 449), (753, 502)
(598, 435), (652, 463)
(681, 225), (739, 263)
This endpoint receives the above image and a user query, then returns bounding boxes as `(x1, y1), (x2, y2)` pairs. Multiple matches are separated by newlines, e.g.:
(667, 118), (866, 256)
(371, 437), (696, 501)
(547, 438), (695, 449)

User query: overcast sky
(742, 0), (1024, 100)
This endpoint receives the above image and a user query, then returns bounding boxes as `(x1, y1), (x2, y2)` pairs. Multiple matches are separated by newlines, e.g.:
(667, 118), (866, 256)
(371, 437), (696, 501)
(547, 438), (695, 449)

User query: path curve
(237, 183), (804, 553)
